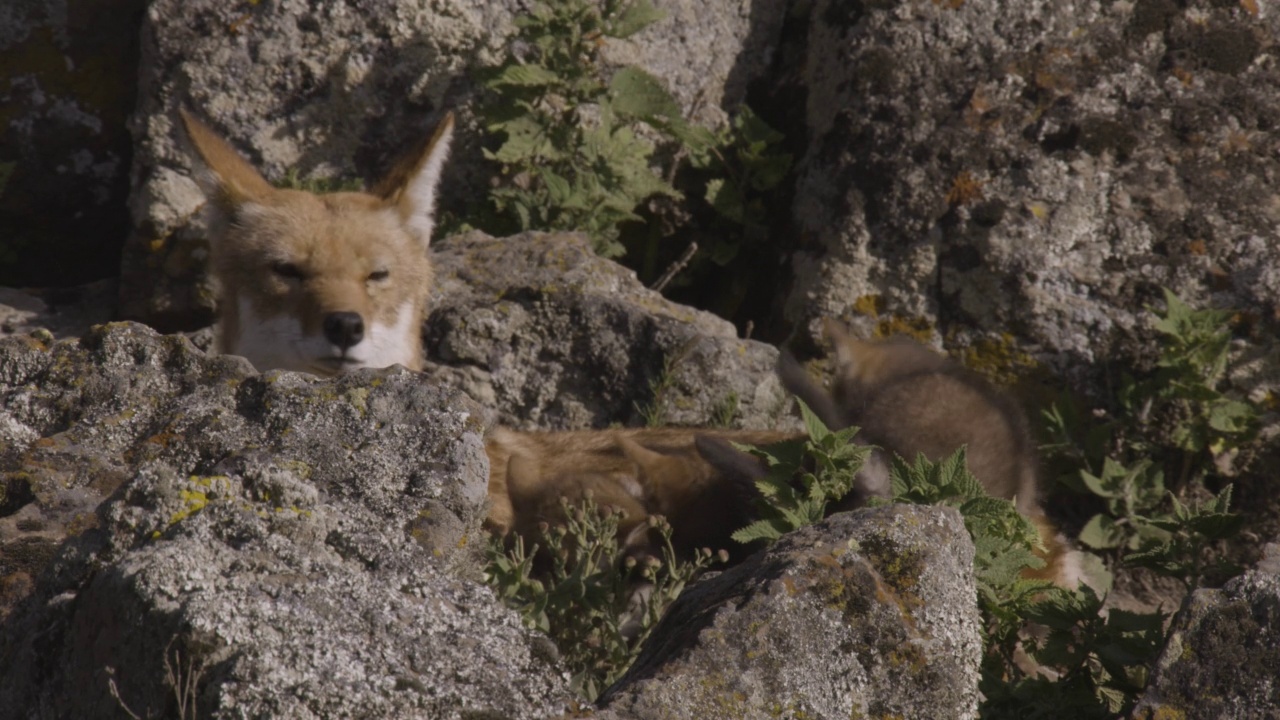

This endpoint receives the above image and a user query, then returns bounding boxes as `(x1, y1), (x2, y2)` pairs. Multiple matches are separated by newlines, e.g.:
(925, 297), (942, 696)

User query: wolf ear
(693, 435), (767, 504)
(377, 111), (455, 249)
(821, 318), (862, 373)
(179, 108), (275, 208)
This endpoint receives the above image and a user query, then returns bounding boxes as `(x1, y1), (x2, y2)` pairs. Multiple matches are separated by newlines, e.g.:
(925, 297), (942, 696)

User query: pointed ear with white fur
(379, 111), (455, 249)
(180, 107), (275, 209)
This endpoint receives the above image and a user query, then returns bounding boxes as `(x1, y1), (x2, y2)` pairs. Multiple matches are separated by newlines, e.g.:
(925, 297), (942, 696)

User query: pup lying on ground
(181, 108), (454, 375)
(485, 427), (797, 562)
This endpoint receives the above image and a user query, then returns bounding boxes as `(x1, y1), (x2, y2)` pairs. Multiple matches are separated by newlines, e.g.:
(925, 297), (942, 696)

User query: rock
(423, 231), (797, 431)
(596, 504), (982, 719)
(0, 0), (145, 288)
(1133, 544), (1280, 720)
(781, 0), (1280, 370)
(0, 280), (118, 340)
(0, 322), (574, 718)
(120, 0), (789, 331)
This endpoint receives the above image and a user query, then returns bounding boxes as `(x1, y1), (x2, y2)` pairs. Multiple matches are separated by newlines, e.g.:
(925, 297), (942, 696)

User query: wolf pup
(485, 427), (799, 561)
(763, 320), (1081, 587)
(181, 108), (454, 375)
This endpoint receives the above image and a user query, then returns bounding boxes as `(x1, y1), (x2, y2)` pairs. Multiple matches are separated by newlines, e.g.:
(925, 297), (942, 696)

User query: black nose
(323, 312), (364, 350)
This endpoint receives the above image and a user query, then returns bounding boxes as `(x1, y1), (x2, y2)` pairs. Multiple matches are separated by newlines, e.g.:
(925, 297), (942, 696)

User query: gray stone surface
(783, 0), (1280, 378)
(1133, 544), (1280, 720)
(120, 0), (789, 331)
(0, 0), (144, 288)
(423, 231), (798, 431)
(597, 505), (983, 720)
(0, 322), (573, 719)
(0, 281), (117, 341)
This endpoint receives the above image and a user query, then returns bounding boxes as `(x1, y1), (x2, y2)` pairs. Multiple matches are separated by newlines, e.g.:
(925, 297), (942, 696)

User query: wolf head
(180, 109), (454, 376)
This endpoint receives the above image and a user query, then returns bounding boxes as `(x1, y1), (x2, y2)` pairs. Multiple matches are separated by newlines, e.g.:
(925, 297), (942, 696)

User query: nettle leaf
(488, 116), (554, 164)
(798, 399), (832, 443)
(490, 63), (563, 88)
(1207, 398), (1256, 434)
(1079, 513), (1126, 550)
(608, 67), (681, 122)
(731, 518), (785, 544)
(705, 177), (746, 225)
(606, 0), (665, 38)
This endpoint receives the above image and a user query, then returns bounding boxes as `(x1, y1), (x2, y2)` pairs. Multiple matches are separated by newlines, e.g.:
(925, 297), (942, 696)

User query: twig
(651, 242), (698, 293)
(106, 666), (147, 720)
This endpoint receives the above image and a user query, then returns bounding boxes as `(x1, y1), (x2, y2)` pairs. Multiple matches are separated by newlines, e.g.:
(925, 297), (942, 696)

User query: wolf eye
(271, 262), (304, 280)
(368, 269), (390, 282)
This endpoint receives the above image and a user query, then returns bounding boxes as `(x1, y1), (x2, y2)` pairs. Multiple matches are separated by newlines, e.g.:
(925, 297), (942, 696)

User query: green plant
(485, 496), (718, 700)
(633, 356), (676, 428)
(471, 0), (793, 299)
(1124, 484), (1244, 590)
(872, 450), (1170, 719)
(274, 168), (363, 194)
(725, 416), (1228, 718)
(730, 401), (872, 544)
(669, 106), (792, 267)
(1041, 288), (1256, 577)
(709, 391), (740, 428)
(475, 0), (680, 257)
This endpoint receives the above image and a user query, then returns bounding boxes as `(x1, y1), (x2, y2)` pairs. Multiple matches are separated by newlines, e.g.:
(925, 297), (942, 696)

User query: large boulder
(423, 231), (797, 431)
(119, 0), (789, 331)
(782, 0), (1280, 371)
(0, 0), (145, 289)
(0, 323), (573, 718)
(598, 505), (983, 719)
(1133, 545), (1280, 720)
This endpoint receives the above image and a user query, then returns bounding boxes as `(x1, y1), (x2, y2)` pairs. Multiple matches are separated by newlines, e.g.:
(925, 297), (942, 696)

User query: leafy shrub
(733, 402), (1242, 718)
(1041, 288), (1256, 578)
(472, 0), (792, 300)
(485, 496), (718, 700)
(730, 401), (871, 544)
(474, 0), (680, 257)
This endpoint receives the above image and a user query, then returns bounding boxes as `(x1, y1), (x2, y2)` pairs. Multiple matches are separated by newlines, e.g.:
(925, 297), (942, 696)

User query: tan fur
(485, 427), (798, 558)
(777, 321), (1079, 587)
(181, 109), (454, 375)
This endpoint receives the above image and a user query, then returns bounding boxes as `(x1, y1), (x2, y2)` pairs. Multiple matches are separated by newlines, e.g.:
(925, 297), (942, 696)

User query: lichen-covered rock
(783, 0), (1280, 371)
(1133, 545), (1280, 720)
(597, 505), (982, 720)
(0, 281), (117, 341)
(0, 322), (574, 718)
(424, 231), (797, 431)
(0, 0), (144, 288)
(120, 0), (789, 331)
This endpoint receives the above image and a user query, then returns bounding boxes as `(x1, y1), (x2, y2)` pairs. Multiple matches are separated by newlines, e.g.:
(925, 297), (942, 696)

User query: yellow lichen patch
(280, 460), (313, 479)
(852, 294), (886, 318)
(1133, 706), (1188, 720)
(873, 315), (934, 343)
(168, 488), (209, 526)
(344, 387), (370, 415)
(954, 332), (1038, 387)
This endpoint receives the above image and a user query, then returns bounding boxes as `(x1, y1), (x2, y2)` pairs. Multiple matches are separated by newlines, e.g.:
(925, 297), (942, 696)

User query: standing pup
(181, 108), (454, 375)
(765, 321), (1081, 586)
